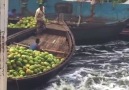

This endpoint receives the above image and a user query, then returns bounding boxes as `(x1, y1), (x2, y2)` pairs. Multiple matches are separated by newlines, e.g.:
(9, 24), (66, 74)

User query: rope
(15, 79), (20, 90)
(77, 2), (83, 26)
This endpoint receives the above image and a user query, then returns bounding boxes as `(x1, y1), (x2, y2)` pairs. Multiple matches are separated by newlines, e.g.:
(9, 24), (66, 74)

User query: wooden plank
(56, 37), (66, 51)
(46, 37), (58, 49)
(58, 39), (67, 51)
(40, 35), (69, 56)
(50, 36), (62, 50)
(40, 34), (51, 47)
(41, 34), (57, 49)
(43, 49), (66, 54)
(45, 35), (58, 49)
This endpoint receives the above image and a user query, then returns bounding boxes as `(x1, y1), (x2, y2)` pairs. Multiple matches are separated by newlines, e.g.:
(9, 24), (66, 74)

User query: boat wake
(45, 67), (129, 90)
(41, 40), (129, 90)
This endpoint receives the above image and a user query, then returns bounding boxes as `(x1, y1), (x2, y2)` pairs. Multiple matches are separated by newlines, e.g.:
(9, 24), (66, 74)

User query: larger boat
(8, 0), (129, 45)
(44, 0), (129, 45)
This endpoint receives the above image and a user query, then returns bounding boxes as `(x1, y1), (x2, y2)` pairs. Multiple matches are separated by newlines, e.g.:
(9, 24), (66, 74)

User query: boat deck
(15, 23), (70, 58)
(46, 23), (68, 31)
(19, 34), (68, 56)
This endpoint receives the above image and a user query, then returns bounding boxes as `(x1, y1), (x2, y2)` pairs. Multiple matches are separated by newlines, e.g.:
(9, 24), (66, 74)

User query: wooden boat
(7, 21), (75, 90)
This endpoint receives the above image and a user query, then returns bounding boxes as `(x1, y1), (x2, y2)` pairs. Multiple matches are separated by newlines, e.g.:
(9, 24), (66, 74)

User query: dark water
(29, 40), (129, 90)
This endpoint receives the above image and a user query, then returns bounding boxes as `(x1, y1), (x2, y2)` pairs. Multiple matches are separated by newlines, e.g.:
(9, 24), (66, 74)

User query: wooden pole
(77, 0), (83, 26)
(0, 0), (8, 89)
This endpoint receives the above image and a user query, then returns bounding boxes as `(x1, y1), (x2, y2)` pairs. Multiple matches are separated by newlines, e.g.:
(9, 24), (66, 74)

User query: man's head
(39, 4), (43, 11)
(12, 9), (16, 13)
(35, 38), (40, 44)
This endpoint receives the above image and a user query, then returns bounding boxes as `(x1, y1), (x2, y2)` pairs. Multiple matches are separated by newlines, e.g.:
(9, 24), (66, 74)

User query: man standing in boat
(35, 4), (46, 37)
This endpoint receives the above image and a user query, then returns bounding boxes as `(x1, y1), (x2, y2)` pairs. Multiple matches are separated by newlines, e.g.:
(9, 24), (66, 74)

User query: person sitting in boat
(29, 38), (41, 51)
(8, 9), (17, 18)
(35, 4), (46, 37)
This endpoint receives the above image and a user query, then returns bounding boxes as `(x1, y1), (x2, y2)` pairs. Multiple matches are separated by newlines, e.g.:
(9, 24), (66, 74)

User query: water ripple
(36, 40), (129, 90)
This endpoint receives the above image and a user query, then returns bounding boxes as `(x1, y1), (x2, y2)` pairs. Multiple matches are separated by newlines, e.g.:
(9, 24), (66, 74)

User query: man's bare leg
(36, 28), (40, 38)
(91, 4), (95, 17)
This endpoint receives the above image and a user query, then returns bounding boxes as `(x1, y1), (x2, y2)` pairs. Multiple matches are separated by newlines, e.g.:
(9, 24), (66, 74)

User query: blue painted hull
(9, 0), (129, 45)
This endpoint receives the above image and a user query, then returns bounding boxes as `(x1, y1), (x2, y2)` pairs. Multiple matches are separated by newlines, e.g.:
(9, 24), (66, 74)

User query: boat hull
(8, 18), (19, 24)
(7, 28), (27, 36)
(68, 22), (126, 45)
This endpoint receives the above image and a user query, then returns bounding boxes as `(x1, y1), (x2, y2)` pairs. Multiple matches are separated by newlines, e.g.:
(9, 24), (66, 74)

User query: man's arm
(35, 10), (38, 21)
(42, 6), (45, 20)
(43, 6), (45, 14)
(35, 10), (41, 21)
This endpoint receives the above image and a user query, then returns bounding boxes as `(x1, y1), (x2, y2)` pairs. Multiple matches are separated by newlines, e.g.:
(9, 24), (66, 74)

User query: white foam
(45, 67), (129, 90)
(44, 42), (129, 90)
(122, 0), (129, 4)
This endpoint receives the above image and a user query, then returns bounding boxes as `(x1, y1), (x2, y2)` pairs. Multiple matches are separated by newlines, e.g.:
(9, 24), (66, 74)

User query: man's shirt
(8, 11), (16, 17)
(35, 6), (45, 22)
(29, 43), (40, 50)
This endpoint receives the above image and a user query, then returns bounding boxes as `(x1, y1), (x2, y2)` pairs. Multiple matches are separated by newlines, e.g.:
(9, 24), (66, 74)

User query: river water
(33, 40), (129, 90)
